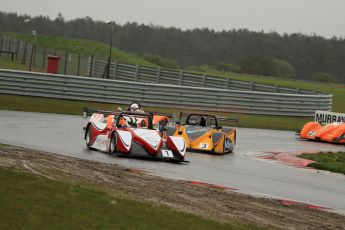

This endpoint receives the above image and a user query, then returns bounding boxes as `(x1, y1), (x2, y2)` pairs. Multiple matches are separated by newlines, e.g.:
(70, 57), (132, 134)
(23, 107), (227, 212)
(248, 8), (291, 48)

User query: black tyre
(158, 119), (168, 132)
(108, 132), (117, 154)
(85, 127), (92, 148)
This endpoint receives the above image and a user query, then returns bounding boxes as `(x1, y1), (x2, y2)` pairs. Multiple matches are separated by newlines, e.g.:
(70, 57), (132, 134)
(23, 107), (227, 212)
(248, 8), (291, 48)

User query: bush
(213, 62), (241, 73)
(239, 56), (273, 75)
(239, 56), (295, 78)
(186, 65), (211, 72)
(142, 53), (179, 69)
(311, 72), (336, 82)
(267, 59), (295, 79)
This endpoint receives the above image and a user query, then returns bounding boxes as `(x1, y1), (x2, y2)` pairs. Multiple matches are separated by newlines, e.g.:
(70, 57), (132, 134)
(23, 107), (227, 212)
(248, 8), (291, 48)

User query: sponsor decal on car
(91, 135), (109, 152)
(132, 128), (161, 149)
(224, 139), (233, 152)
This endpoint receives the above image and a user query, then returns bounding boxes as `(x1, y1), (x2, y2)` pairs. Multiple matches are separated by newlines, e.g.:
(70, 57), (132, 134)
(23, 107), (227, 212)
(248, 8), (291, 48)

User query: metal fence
(0, 69), (332, 116)
(88, 58), (323, 95)
(0, 36), (90, 76)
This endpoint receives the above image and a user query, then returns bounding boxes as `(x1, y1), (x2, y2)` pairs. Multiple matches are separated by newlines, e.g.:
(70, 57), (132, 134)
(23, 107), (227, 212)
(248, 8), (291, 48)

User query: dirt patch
(1, 145), (344, 229)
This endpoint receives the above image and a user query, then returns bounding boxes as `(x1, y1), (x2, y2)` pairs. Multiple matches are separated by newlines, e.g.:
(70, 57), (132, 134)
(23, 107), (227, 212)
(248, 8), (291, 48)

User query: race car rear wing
(178, 112), (239, 125)
(82, 107), (119, 118)
(83, 107), (175, 120)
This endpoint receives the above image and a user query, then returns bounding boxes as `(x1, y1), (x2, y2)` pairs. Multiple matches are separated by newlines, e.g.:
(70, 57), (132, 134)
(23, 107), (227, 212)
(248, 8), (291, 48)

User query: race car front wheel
(109, 132), (117, 154)
(85, 127), (92, 148)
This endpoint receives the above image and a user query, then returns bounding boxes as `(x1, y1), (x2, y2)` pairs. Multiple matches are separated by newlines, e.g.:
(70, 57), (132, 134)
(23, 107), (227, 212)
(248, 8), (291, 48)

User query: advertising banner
(315, 110), (345, 124)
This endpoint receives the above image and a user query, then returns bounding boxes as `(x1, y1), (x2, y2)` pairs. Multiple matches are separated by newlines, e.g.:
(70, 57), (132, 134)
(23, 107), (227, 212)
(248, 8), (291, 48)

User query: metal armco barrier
(88, 58), (324, 95)
(0, 69), (332, 116)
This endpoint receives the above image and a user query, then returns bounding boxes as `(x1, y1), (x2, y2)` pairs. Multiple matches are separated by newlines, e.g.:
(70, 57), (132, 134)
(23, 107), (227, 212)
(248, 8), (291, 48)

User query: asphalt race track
(1, 110), (345, 214)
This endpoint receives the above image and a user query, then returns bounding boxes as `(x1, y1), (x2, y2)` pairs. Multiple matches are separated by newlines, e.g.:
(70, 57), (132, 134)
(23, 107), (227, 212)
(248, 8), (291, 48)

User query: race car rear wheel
(108, 132), (117, 154)
(85, 127), (92, 148)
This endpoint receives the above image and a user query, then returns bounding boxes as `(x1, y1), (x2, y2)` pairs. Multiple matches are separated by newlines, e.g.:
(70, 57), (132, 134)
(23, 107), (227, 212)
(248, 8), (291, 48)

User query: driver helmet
(199, 116), (207, 126)
(125, 116), (137, 127)
(130, 103), (140, 112)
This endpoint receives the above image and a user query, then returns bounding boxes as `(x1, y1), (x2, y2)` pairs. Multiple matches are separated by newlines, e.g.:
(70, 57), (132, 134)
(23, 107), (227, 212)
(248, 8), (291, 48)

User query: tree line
(1, 11), (344, 83)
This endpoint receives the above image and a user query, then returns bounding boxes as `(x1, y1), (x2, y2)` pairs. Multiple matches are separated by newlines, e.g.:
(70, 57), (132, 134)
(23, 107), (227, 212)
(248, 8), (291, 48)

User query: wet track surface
(1, 111), (345, 214)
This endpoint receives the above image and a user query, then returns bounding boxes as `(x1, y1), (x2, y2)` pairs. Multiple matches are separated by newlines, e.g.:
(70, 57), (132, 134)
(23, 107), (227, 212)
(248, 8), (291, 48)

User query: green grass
(298, 152), (345, 174)
(234, 113), (310, 130)
(0, 56), (29, 71)
(0, 167), (259, 230)
(0, 32), (157, 67)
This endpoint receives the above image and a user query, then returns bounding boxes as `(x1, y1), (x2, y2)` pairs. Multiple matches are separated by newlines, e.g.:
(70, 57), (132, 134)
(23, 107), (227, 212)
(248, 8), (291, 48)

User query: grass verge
(0, 167), (258, 230)
(0, 56), (29, 71)
(298, 152), (345, 174)
(0, 94), (309, 130)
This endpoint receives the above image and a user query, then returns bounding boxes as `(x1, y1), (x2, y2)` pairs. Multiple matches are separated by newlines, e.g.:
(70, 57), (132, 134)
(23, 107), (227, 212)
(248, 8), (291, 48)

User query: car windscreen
(118, 114), (150, 128)
(186, 114), (216, 128)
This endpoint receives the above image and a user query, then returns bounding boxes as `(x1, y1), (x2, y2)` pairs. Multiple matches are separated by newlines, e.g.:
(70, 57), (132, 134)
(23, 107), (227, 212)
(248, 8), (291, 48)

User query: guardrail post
(179, 70), (183, 85)
(42, 47), (47, 70)
(9, 37), (13, 58)
(0, 37), (3, 57)
(202, 74), (206, 87)
(28, 43), (34, 71)
(15, 40), (20, 61)
(156, 67), (161, 83)
(226, 78), (230, 89)
(21, 41), (28, 64)
(64, 51), (68, 75)
(134, 64), (139, 81)
(8, 37), (11, 53)
(296, 88), (300, 93)
(249, 82), (254, 91)
(112, 61), (118, 79)
(77, 53), (81, 76)
(89, 55), (94, 78)
(274, 85), (279, 93)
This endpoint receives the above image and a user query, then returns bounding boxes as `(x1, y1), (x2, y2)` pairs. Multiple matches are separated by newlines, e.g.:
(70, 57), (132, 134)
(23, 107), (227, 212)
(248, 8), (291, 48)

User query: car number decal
(200, 143), (208, 149)
(162, 150), (173, 158)
(308, 131), (316, 136)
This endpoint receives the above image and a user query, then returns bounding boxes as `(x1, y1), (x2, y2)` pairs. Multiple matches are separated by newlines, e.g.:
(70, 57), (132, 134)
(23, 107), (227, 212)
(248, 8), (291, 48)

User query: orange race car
(166, 112), (238, 154)
(297, 121), (345, 144)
